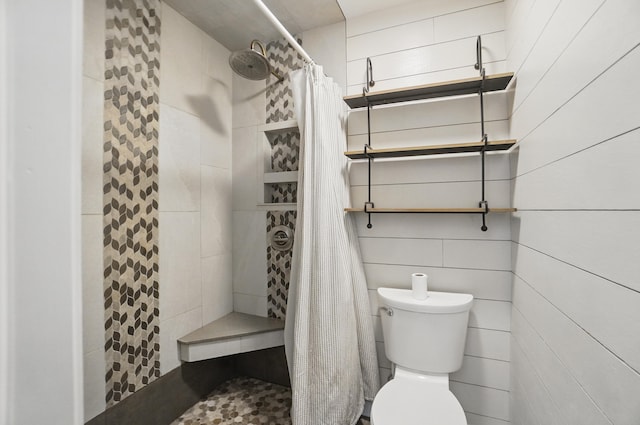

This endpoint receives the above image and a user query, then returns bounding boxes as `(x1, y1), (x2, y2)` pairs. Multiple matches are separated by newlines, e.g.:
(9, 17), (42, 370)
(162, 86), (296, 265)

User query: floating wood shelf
(344, 72), (514, 109)
(345, 139), (516, 159)
(344, 207), (517, 213)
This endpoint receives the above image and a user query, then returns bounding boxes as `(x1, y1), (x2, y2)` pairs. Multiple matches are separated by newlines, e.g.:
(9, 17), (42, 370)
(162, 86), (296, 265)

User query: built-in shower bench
(178, 312), (285, 362)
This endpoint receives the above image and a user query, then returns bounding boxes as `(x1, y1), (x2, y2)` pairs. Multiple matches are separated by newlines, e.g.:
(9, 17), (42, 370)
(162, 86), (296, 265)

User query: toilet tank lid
(378, 288), (473, 314)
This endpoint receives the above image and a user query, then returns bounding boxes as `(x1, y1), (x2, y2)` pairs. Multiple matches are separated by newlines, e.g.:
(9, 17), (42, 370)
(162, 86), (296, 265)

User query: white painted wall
(3, 0), (84, 423)
(346, 2), (511, 424)
(81, 3), (234, 421)
(507, 0), (640, 424)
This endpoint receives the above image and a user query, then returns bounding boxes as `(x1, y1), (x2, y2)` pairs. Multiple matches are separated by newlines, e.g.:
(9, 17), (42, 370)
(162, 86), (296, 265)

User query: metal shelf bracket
(363, 57), (375, 95)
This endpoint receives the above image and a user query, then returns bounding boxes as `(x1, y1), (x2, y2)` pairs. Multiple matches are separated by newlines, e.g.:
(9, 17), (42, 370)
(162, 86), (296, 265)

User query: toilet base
(370, 368), (466, 425)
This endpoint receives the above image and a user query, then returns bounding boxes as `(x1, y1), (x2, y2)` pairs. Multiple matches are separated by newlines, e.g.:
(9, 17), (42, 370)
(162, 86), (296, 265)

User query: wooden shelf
(345, 207), (517, 213)
(344, 72), (514, 109)
(345, 139), (516, 159)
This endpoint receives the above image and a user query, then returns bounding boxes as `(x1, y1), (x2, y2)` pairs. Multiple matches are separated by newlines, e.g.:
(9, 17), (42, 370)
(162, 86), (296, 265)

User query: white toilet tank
(378, 288), (473, 374)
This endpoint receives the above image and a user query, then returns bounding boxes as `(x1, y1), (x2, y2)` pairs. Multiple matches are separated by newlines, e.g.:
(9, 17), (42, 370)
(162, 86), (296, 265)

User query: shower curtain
(285, 64), (379, 425)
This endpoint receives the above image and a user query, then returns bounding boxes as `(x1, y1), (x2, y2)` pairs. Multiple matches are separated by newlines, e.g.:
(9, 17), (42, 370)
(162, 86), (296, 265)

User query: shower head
(229, 40), (284, 82)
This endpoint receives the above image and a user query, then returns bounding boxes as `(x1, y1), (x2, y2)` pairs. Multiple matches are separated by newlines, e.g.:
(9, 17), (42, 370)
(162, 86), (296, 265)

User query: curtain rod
(251, 0), (315, 65)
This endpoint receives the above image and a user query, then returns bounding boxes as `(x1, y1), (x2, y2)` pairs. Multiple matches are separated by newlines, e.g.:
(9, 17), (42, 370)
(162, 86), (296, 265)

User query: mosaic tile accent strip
(266, 37), (305, 123)
(266, 211), (297, 320)
(269, 131), (300, 172)
(270, 183), (297, 204)
(171, 377), (371, 425)
(172, 377), (292, 425)
(103, 0), (161, 406)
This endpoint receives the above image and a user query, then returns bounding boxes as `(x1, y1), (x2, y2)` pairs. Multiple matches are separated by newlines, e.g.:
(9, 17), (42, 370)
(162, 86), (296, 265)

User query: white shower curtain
(285, 64), (380, 425)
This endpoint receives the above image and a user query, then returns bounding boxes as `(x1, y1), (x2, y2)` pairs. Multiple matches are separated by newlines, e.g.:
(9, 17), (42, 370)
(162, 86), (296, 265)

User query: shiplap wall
(506, 0), (640, 424)
(346, 1), (512, 424)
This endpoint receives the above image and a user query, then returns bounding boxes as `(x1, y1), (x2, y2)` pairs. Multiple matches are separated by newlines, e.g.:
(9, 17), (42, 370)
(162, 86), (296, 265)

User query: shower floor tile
(172, 376), (371, 425)
(171, 377), (291, 425)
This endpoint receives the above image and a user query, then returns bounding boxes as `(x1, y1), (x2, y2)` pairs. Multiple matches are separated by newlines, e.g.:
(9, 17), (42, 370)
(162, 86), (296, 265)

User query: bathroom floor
(171, 376), (370, 425)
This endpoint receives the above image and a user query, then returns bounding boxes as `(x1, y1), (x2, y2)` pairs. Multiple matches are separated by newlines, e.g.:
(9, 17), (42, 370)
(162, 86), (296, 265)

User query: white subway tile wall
(346, 2), (512, 422)
(507, 0), (640, 424)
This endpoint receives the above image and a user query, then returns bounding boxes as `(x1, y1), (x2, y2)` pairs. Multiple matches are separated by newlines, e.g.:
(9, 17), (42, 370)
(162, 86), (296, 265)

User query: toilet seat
(371, 377), (467, 425)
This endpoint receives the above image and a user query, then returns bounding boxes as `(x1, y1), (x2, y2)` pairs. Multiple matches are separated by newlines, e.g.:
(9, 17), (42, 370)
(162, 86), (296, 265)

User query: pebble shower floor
(172, 377), (371, 425)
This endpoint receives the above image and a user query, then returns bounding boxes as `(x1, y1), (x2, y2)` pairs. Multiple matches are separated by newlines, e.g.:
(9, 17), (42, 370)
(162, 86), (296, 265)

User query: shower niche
(257, 119), (300, 209)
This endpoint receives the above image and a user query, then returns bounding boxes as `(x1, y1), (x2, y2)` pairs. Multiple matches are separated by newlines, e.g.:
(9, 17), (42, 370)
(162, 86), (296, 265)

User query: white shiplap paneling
(512, 43), (640, 176)
(510, 0), (640, 138)
(346, 31), (505, 87)
(513, 129), (640, 210)
(347, 120), (510, 152)
(507, 0), (640, 423)
(451, 381), (509, 421)
(433, 1), (505, 43)
(350, 152), (511, 186)
(347, 18), (434, 62)
(345, 2), (512, 420)
(346, 0), (501, 37)
(364, 263), (512, 300)
(347, 92), (508, 136)
(514, 210), (640, 292)
(451, 355), (510, 391)
(511, 308), (615, 425)
(355, 213), (512, 241)
(512, 276), (640, 425)
(351, 180), (512, 209)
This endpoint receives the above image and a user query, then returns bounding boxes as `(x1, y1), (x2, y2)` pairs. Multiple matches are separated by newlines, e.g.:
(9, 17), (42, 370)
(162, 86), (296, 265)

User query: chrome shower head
(229, 40), (283, 82)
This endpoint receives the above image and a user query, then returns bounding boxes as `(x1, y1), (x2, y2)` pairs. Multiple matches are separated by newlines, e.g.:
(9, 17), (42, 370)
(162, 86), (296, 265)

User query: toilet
(371, 287), (473, 425)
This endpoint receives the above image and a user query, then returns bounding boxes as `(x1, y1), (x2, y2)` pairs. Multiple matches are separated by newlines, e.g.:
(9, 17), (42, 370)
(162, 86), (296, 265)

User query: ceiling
(163, 0), (345, 51)
(163, 0), (418, 52)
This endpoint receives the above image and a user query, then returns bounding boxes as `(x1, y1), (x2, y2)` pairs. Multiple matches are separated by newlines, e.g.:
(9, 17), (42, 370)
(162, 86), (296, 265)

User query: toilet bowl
(371, 288), (473, 425)
(371, 368), (466, 425)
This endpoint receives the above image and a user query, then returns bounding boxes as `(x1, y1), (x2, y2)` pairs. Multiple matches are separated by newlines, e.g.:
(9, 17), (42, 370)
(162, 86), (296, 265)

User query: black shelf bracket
(479, 200), (489, 231)
(365, 99), (374, 228)
(364, 201), (375, 228)
(363, 57), (375, 227)
(477, 35), (489, 232)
